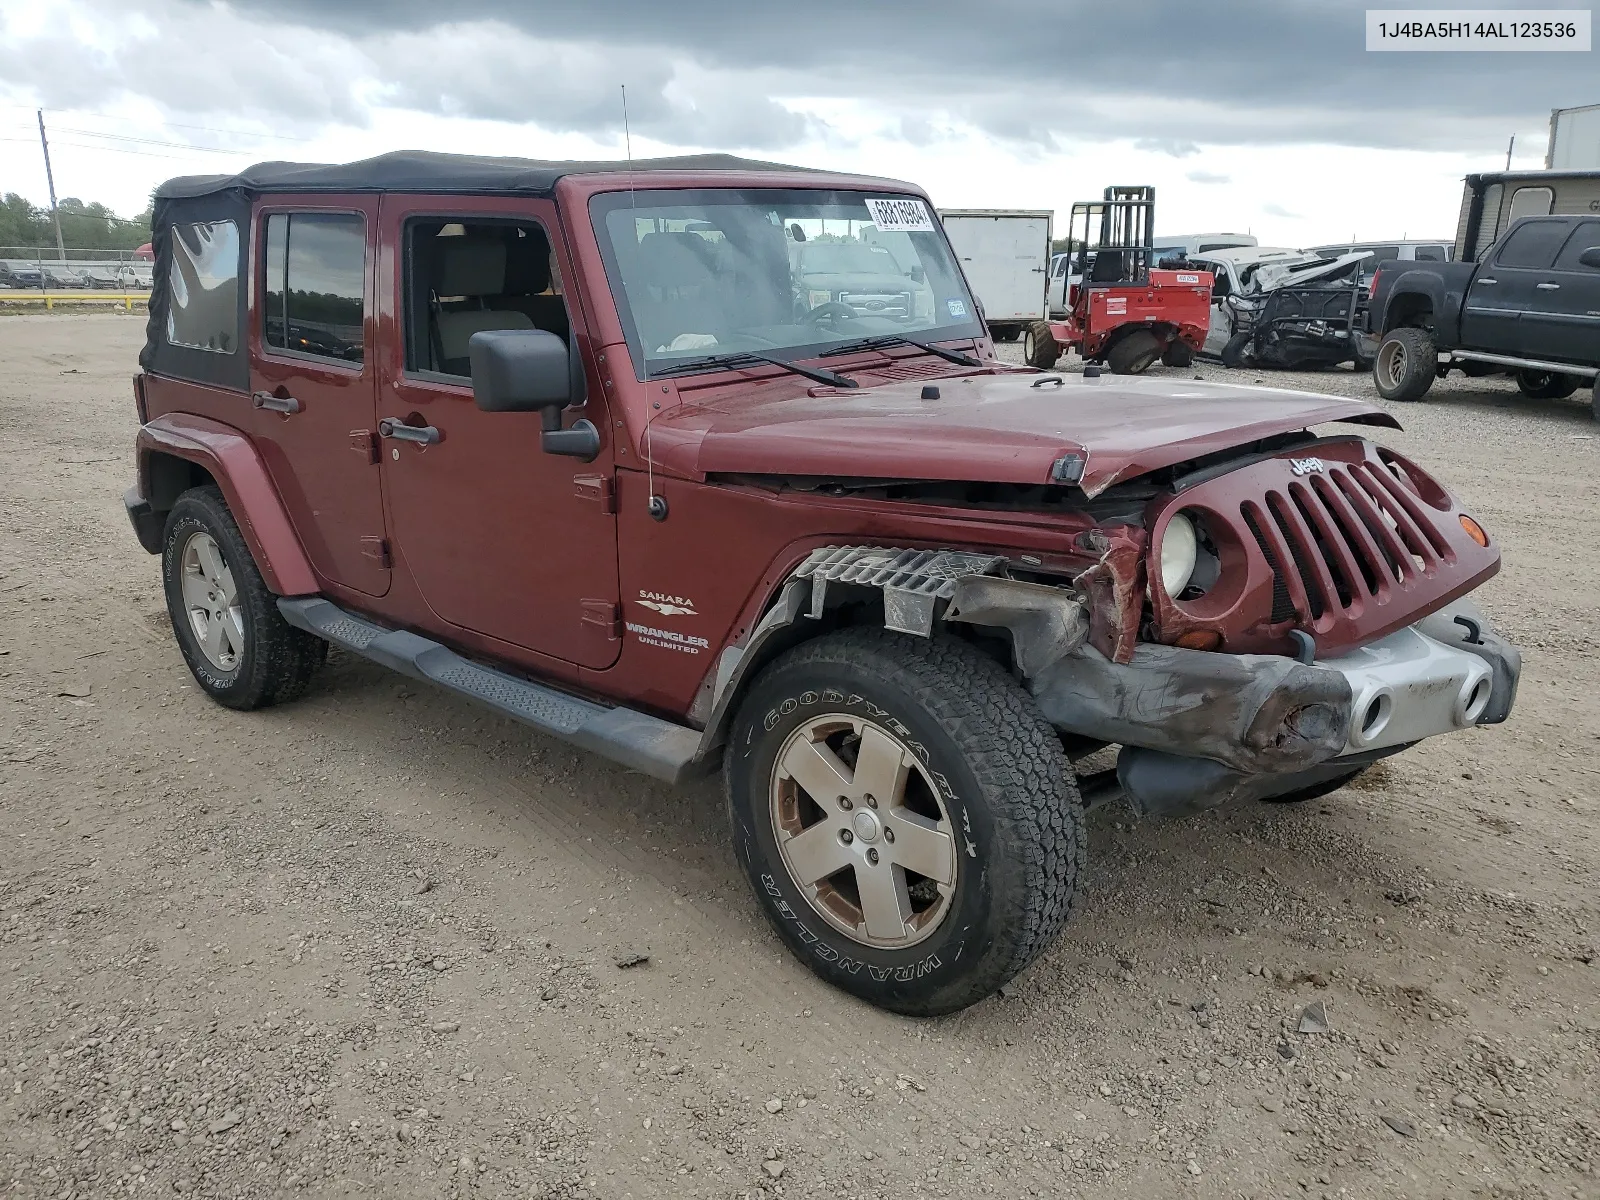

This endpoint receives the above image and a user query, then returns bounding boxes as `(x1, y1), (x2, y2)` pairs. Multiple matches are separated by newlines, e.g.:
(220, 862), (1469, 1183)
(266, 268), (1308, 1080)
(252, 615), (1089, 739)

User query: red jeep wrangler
(125, 151), (1520, 1015)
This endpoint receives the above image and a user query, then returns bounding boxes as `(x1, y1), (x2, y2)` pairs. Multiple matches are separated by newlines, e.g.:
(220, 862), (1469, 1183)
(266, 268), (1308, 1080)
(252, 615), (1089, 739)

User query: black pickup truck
(1367, 213), (1600, 416)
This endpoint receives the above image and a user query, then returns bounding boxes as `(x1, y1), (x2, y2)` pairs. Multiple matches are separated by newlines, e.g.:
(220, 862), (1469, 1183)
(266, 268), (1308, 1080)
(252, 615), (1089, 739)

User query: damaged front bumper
(1031, 600), (1520, 816)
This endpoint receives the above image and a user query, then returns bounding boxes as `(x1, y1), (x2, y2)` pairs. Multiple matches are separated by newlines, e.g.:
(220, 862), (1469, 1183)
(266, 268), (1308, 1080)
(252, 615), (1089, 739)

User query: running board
(277, 597), (704, 785)
(1450, 350), (1599, 380)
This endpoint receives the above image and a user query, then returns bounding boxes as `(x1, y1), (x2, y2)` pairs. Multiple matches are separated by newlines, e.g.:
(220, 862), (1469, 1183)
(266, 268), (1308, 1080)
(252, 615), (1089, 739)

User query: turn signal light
(1174, 630), (1223, 651)
(1459, 514), (1489, 547)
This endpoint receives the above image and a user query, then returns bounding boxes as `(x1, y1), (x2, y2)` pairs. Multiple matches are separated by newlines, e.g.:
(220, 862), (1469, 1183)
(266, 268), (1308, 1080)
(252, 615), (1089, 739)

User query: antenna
(623, 84), (668, 521)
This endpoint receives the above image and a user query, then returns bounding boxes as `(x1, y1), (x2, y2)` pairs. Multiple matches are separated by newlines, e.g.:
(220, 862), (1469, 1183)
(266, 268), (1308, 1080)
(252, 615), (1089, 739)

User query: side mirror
(908, 264), (925, 283)
(1580, 247), (1600, 270)
(467, 328), (600, 461)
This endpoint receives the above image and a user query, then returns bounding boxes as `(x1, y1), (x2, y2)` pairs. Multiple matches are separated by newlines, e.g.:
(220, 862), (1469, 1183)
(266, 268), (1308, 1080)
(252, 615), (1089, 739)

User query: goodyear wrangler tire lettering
(723, 628), (1084, 1017)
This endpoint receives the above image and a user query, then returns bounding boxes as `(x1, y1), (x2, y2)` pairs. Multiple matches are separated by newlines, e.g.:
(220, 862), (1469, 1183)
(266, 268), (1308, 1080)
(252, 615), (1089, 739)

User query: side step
(278, 597), (704, 785)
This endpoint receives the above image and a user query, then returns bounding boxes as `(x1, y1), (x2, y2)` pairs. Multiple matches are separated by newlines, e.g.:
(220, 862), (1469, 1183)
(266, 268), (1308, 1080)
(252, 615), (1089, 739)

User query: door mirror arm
(468, 328), (601, 461)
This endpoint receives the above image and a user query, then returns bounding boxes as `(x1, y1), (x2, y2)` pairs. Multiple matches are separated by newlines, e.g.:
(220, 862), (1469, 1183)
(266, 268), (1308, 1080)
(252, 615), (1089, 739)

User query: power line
(0, 103), (315, 143)
(52, 127), (266, 156)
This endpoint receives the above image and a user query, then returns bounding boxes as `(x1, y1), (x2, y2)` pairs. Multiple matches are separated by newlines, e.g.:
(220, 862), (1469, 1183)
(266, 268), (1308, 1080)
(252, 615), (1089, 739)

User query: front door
(1460, 218), (1567, 354)
(249, 198), (389, 597)
(374, 196), (620, 670)
(1521, 219), (1600, 362)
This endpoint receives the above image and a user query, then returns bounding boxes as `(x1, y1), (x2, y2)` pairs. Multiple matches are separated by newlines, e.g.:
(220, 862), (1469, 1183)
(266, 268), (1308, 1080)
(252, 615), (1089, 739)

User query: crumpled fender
(135, 413), (317, 596)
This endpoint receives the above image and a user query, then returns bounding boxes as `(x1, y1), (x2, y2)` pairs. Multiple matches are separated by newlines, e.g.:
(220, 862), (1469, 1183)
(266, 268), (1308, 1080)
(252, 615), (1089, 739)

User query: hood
(648, 370), (1399, 497)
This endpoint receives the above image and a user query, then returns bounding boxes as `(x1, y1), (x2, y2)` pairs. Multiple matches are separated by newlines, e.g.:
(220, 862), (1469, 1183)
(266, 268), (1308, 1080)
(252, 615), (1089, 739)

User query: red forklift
(1023, 186), (1212, 373)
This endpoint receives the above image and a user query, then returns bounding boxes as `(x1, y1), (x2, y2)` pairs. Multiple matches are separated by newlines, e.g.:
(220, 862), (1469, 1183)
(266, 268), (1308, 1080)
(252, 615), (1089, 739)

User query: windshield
(590, 187), (982, 378)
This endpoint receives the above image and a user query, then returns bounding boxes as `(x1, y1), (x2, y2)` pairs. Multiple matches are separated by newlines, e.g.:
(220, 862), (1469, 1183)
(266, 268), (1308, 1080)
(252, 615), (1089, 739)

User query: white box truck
(1548, 103), (1600, 170)
(936, 209), (1052, 342)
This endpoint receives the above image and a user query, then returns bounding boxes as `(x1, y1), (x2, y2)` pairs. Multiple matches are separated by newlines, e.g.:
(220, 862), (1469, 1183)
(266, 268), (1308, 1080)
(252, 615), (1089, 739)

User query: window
(1496, 220), (1569, 270)
(1359, 246), (1401, 264)
(166, 220), (239, 353)
(261, 212), (366, 363)
(1197, 241), (1251, 254)
(1414, 244), (1449, 261)
(403, 219), (569, 377)
(1555, 222), (1600, 271)
(1506, 186), (1554, 225)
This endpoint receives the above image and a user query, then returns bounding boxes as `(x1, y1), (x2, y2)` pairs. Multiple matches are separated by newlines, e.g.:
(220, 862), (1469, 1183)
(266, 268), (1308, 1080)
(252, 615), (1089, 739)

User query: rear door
(248, 198), (389, 597)
(1459, 219), (1568, 354)
(1521, 219), (1600, 362)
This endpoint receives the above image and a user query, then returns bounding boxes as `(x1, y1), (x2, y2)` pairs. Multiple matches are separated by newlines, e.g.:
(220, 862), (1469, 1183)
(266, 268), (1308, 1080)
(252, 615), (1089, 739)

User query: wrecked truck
(1191, 247), (1376, 370)
(125, 151), (1519, 1016)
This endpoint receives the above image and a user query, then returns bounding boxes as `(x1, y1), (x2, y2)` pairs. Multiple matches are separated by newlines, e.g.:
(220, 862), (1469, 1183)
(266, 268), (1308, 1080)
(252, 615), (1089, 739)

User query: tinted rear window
(1495, 220), (1568, 269)
(166, 220), (239, 353)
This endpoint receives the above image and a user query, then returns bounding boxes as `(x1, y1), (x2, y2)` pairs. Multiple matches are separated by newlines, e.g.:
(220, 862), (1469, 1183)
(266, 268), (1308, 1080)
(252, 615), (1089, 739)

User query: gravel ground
(2, 314), (1596, 1200)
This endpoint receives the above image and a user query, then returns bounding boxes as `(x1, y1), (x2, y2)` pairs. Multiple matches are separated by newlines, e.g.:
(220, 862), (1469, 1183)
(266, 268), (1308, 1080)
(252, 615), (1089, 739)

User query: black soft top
(154, 150), (826, 201)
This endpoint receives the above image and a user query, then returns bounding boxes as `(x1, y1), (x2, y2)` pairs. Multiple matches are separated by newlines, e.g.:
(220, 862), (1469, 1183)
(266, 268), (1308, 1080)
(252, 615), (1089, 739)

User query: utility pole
(37, 109), (67, 262)
(1505, 134), (1515, 171)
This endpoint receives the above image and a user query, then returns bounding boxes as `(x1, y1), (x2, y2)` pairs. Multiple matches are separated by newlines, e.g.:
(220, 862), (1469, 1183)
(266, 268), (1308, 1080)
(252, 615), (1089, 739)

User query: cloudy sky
(1, 0), (1595, 248)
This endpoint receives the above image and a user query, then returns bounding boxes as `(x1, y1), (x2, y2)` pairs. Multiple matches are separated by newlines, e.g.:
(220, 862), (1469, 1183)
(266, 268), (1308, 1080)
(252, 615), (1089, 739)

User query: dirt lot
(1, 313), (1596, 1200)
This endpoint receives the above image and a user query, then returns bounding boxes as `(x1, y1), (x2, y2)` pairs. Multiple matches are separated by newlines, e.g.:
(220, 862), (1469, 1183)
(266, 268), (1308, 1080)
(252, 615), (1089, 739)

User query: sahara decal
(636, 589), (698, 616)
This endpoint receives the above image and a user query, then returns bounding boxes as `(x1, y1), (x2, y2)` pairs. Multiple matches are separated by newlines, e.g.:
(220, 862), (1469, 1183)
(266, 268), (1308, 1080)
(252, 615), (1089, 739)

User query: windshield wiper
(649, 351), (858, 389)
(818, 333), (982, 368)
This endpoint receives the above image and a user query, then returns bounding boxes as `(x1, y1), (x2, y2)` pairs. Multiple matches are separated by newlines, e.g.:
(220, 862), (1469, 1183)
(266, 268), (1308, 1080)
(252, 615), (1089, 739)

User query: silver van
(1309, 240), (1452, 282)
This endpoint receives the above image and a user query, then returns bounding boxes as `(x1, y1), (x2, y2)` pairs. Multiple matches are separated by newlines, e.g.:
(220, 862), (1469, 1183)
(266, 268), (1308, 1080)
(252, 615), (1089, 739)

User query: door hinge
(350, 429), (378, 465)
(360, 536), (391, 569)
(580, 599), (622, 640)
(573, 473), (616, 514)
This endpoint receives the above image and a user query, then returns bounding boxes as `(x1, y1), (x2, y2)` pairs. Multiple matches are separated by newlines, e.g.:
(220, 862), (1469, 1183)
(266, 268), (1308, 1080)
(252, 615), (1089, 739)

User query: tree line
(0, 192), (153, 253)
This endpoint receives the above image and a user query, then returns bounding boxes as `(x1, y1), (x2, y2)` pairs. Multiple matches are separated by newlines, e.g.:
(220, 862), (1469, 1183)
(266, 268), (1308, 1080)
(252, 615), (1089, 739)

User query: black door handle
(378, 418), (441, 445)
(252, 391), (301, 414)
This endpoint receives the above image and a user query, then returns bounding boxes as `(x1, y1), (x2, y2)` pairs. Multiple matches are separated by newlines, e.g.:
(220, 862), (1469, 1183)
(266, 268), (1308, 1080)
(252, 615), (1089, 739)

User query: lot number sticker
(865, 197), (934, 232)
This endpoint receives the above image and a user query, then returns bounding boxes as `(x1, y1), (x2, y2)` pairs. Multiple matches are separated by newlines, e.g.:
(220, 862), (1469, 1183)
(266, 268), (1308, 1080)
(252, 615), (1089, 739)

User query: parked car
(40, 265), (89, 289)
(1151, 232), (1258, 265)
(1189, 247), (1373, 368)
(1311, 240), (1453, 284)
(4, 262), (44, 288)
(787, 236), (934, 327)
(125, 151), (1521, 1016)
(1368, 213), (1600, 414)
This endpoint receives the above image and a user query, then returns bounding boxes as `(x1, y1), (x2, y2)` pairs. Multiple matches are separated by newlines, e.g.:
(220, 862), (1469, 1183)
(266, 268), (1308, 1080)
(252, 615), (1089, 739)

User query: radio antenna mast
(623, 85), (668, 521)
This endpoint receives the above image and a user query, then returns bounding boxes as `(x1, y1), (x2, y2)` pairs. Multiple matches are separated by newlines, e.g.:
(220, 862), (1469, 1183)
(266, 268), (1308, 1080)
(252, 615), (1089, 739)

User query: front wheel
(1515, 369), (1580, 400)
(1023, 321), (1060, 369)
(1220, 331), (1254, 369)
(725, 630), (1083, 1016)
(1160, 339), (1194, 368)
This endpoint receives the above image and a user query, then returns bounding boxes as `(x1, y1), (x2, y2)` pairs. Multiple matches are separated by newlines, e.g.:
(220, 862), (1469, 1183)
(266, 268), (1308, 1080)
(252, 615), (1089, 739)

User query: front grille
(1240, 456), (1455, 629)
(840, 291), (912, 319)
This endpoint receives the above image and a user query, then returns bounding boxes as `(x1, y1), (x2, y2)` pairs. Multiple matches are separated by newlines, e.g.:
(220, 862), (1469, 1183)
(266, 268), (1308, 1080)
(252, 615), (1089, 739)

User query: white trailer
(1548, 103), (1600, 170)
(936, 209), (1052, 341)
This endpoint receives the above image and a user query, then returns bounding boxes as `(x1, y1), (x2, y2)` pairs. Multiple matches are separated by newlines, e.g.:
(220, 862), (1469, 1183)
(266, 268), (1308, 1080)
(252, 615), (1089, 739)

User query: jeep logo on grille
(1289, 457), (1326, 476)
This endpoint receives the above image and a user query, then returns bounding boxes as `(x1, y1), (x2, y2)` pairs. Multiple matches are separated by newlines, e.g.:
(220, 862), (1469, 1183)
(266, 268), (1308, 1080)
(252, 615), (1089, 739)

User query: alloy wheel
(769, 715), (959, 949)
(179, 530), (244, 672)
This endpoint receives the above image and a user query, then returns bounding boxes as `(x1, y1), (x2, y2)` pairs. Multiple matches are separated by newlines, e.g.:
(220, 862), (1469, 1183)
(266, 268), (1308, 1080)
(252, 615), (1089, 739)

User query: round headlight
(1159, 512), (1199, 596)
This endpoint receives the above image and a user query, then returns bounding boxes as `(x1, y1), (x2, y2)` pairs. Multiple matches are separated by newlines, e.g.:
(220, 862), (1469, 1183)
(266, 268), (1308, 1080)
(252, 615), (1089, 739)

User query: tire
(724, 629), (1083, 1016)
(161, 485), (326, 711)
(1106, 329), (1162, 375)
(1373, 327), (1437, 402)
(1258, 766), (1367, 804)
(1160, 339), (1194, 369)
(989, 323), (1021, 343)
(1515, 369), (1580, 400)
(1023, 320), (1060, 369)
(1592, 381), (1600, 423)
(1220, 331), (1254, 369)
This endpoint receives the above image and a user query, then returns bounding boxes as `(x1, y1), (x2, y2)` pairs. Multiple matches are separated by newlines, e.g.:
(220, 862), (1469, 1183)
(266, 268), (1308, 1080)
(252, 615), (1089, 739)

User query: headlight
(1159, 512), (1199, 596)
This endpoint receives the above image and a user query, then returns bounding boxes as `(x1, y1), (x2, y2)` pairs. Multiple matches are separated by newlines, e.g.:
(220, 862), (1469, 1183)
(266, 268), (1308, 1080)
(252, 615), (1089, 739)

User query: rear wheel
(161, 486), (326, 711)
(725, 629), (1083, 1016)
(1106, 329), (1162, 375)
(1373, 327), (1437, 402)
(1160, 339), (1194, 368)
(1023, 321), (1060, 369)
(1515, 369), (1580, 400)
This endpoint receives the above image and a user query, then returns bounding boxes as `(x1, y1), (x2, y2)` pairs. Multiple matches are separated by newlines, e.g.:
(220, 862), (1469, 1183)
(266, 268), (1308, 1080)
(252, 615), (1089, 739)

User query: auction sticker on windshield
(865, 197), (935, 232)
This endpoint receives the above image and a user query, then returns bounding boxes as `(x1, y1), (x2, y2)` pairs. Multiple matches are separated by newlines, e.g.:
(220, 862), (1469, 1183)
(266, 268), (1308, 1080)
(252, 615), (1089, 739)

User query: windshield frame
(588, 186), (985, 382)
